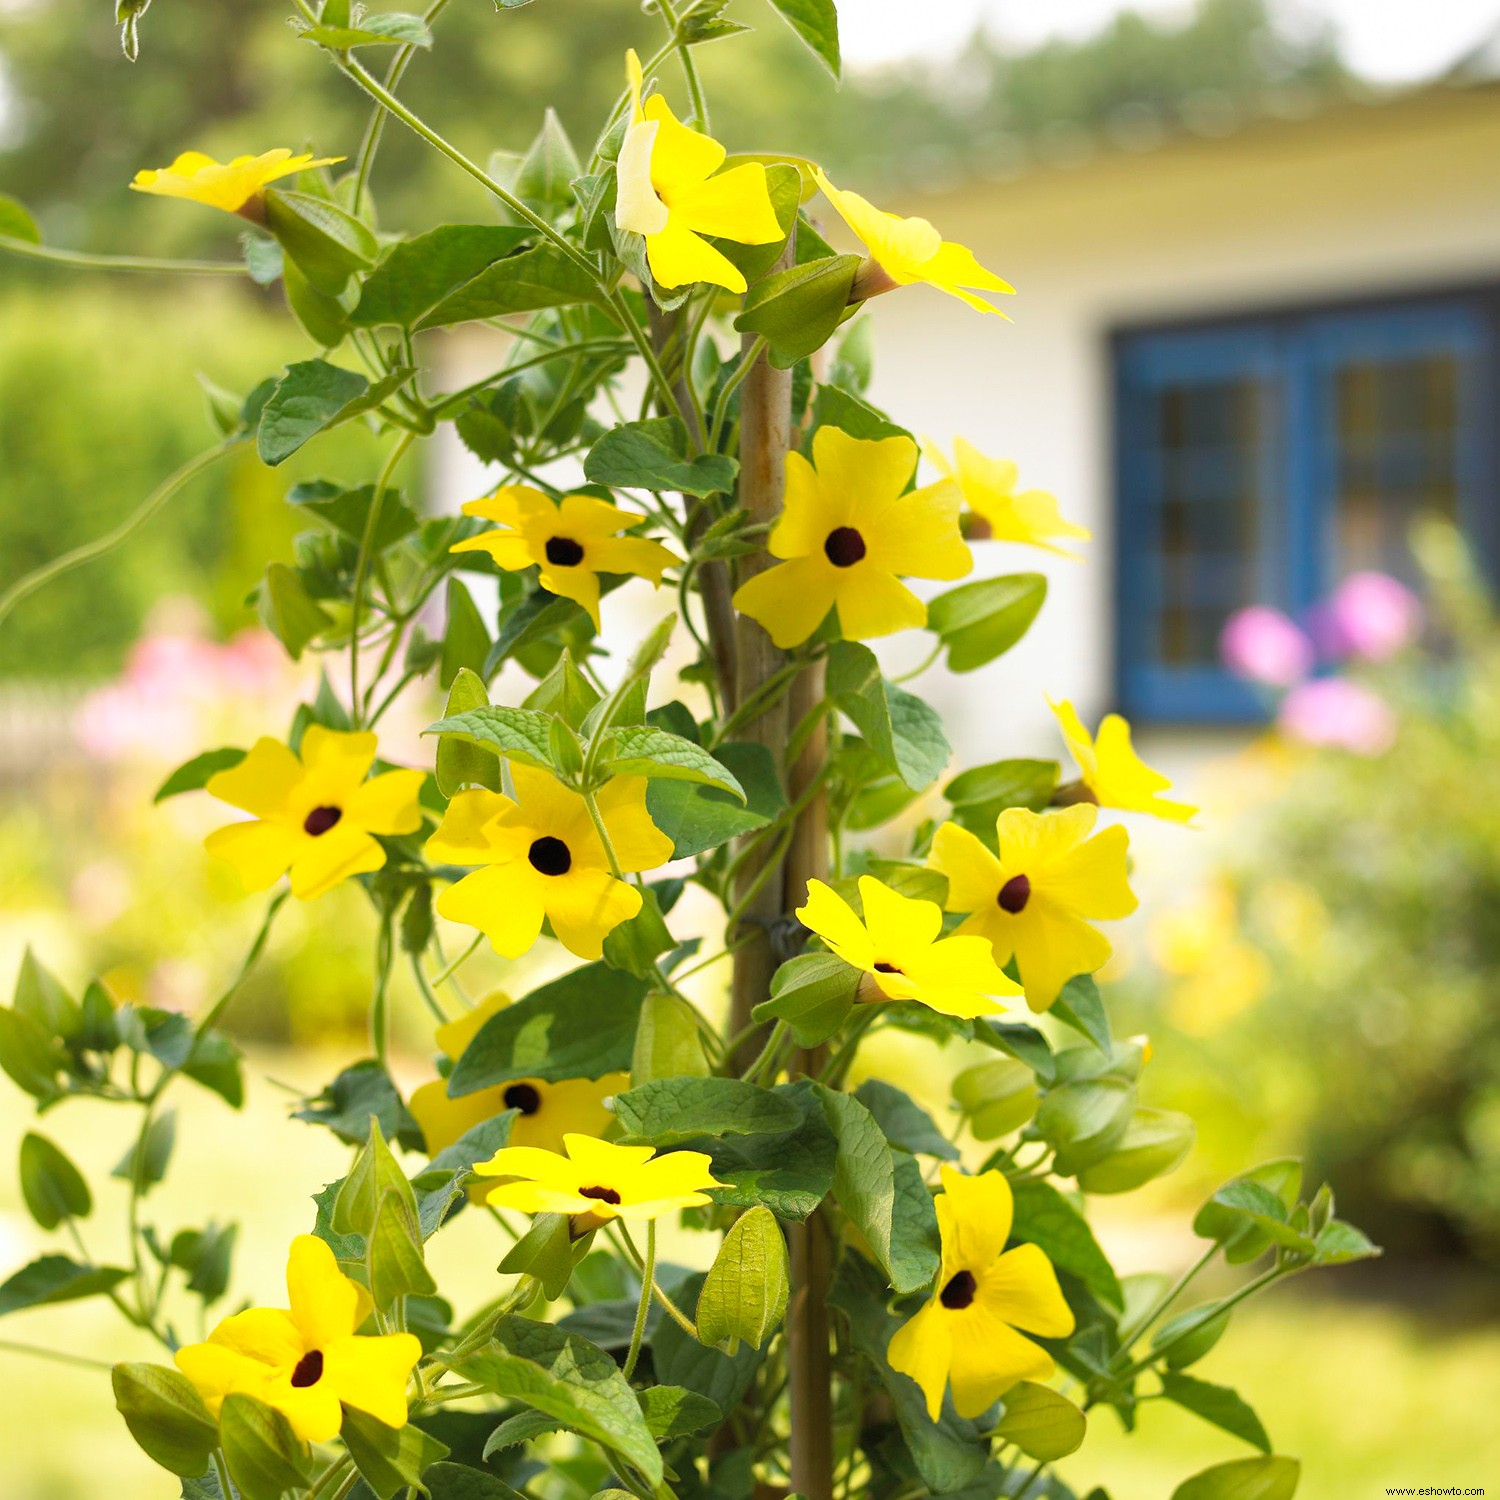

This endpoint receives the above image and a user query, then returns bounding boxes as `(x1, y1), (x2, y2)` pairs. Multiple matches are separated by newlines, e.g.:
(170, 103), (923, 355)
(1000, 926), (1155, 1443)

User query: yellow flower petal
(258, 1377), (345, 1444)
(207, 737), (303, 817)
(204, 820), (302, 892)
(929, 820), (1004, 914)
(859, 479), (971, 582)
(542, 864), (643, 960)
(769, 449), (843, 559)
(205, 1307), (304, 1369)
(288, 824), (386, 901)
(811, 425), (914, 510)
(831, 567), (928, 641)
(667, 162), (783, 244)
(299, 725), (379, 799)
(426, 788), (513, 866)
(345, 767), (425, 836)
(586, 534), (680, 585)
(617, 117), (670, 236)
(434, 990), (511, 1062)
(797, 879), (876, 971)
(409, 1077), (508, 1156)
(646, 218), (748, 294)
(322, 1331), (422, 1430)
(887, 1299), (953, 1422)
(593, 777), (675, 872)
(983, 1244), (1076, 1339)
(732, 555), (838, 649)
(130, 148), (344, 214)
(174, 1342), (272, 1417)
(937, 1165), (1014, 1277)
(286, 1234), (365, 1352)
(642, 94), (725, 196)
(946, 1310), (1054, 1417)
(1050, 700), (1197, 823)
(436, 864), (547, 959)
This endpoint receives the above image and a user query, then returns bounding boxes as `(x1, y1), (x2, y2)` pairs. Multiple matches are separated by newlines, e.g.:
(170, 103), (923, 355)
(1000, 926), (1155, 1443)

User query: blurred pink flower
(1278, 677), (1397, 756)
(1324, 572), (1423, 661)
(1220, 606), (1314, 687)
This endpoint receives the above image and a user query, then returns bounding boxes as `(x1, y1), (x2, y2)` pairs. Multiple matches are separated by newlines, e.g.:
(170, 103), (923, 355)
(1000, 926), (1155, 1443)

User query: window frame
(1112, 283), (1500, 724)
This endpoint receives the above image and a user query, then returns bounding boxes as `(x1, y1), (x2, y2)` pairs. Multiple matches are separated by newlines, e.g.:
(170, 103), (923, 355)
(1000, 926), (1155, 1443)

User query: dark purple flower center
(874, 961), (902, 975)
(823, 527), (867, 568)
(503, 1083), (543, 1116)
(528, 836), (572, 876)
(545, 536), (585, 567)
(290, 1349), (324, 1387)
(303, 805), (342, 837)
(940, 1270), (977, 1310)
(579, 1185), (621, 1205)
(997, 873), (1032, 914)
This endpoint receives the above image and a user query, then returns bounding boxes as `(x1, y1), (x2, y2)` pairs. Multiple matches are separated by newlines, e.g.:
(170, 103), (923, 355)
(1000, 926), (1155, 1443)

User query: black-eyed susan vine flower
(797, 874), (1021, 1019)
(474, 1133), (723, 1223)
(425, 768), (673, 960)
(174, 1235), (421, 1443)
(888, 1166), (1074, 1420)
(731, 425), (972, 649)
(615, 49), (783, 292)
(922, 437), (1091, 556)
(408, 991), (628, 1170)
(130, 149), (342, 217)
(203, 726), (424, 901)
(451, 485), (680, 630)
(1050, 698), (1199, 824)
(812, 167), (1014, 315)
(928, 805), (1137, 1013)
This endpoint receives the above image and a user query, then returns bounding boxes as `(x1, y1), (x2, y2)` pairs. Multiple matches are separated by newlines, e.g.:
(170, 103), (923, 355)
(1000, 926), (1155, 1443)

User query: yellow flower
(888, 1166), (1074, 1421)
(1050, 699), (1198, 824)
(408, 992), (628, 1175)
(796, 875), (1021, 1020)
(731, 425), (972, 649)
(812, 168), (1013, 316)
(130, 149), (343, 215)
(204, 727), (424, 901)
(614, 49), (783, 292)
(922, 438), (1090, 556)
(175, 1235), (421, 1443)
(928, 805), (1136, 1013)
(451, 485), (679, 630)
(426, 767), (672, 960)
(475, 1132), (723, 1223)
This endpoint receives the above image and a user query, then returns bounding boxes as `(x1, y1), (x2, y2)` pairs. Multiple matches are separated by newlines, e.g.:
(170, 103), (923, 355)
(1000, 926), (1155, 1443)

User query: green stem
(371, 909), (397, 1069)
(1009, 1457), (1048, 1498)
(1111, 1242), (1218, 1360)
(192, 890), (289, 1044)
(708, 335), (768, 448)
(427, 930), (484, 991)
(890, 640), (944, 685)
(350, 430), (416, 729)
(212, 1452), (235, 1499)
(817, 1005), (880, 1088)
(0, 439), (243, 630)
(409, 950), (451, 1024)
(623, 1220), (656, 1380)
(1113, 1265), (1287, 1383)
(0, 1338), (114, 1372)
(0, 233), (248, 276)
(738, 1018), (789, 1084)
(612, 1224), (699, 1338)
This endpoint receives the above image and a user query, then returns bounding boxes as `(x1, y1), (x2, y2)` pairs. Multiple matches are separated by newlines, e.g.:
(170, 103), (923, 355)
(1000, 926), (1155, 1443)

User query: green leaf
(696, 1205), (789, 1354)
(734, 253), (860, 368)
(112, 1363), (219, 1478)
(1312, 1218), (1380, 1266)
(13, 948), (79, 1038)
(263, 188), (378, 293)
(812, 384), (910, 443)
(827, 641), (950, 790)
(354, 225), (530, 327)
(19, 1133), (91, 1229)
(854, 1078), (959, 1161)
(456, 1316), (662, 1485)
(257, 358), (410, 465)
(0, 1255), (129, 1316)
(927, 573), (1047, 673)
(335, 1114), (417, 1236)
(615, 1078), (802, 1146)
(647, 740), (783, 858)
(1193, 1160), (1302, 1264)
(596, 725), (745, 798)
(767, 0), (840, 77)
(655, 1273), (764, 1413)
(369, 1187), (437, 1308)
(815, 1083), (939, 1294)
(992, 1381), (1087, 1461)
(441, 577), (491, 689)
(448, 964), (647, 1094)
(1036, 1075), (1135, 1176)
(1009, 1180), (1123, 1311)
(1206, 1180), (1315, 1255)
(717, 163), (800, 286)
(952, 1057), (1038, 1140)
(424, 1462), (529, 1499)
(497, 1210), (575, 1300)
(513, 108), (582, 209)
(299, 11), (434, 49)
(418, 244), (606, 329)
(111, 1110), (177, 1195)
(584, 416), (738, 497)
(524, 653), (602, 728)
(638, 1384), (722, 1439)
(257, 561), (333, 659)
(434, 668), (501, 798)
(424, 704), (555, 771)
(0, 1006), (64, 1099)
(293, 1060), (422, 1149)
(219, 1393), (314, 1500)
(1079, 1108), (1195, 1195)
(1049, 973), (1113, 1054)
(752, 952), (859, 1048)
(630, 990), (709, 1084)
(1170, 1455), (1300, 1500)
(1153, 1302), (1231, 1369)
(341, 1407), (450, 1498)
(944, 758), (1059, 821)
(829, 1254), (989, 1493)
(0, 193), (41, 243)
(700, 1080), (838, 1220)
(154, 747), (246, 803)
(288, 478), (421, 550)
(282, 255), (356, 349)
(1161, 1371), (1271, 1453)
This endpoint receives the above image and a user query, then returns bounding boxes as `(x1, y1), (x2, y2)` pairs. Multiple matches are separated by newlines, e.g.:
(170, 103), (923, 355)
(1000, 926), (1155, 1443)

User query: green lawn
(1, 1050), (1494, 1499)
